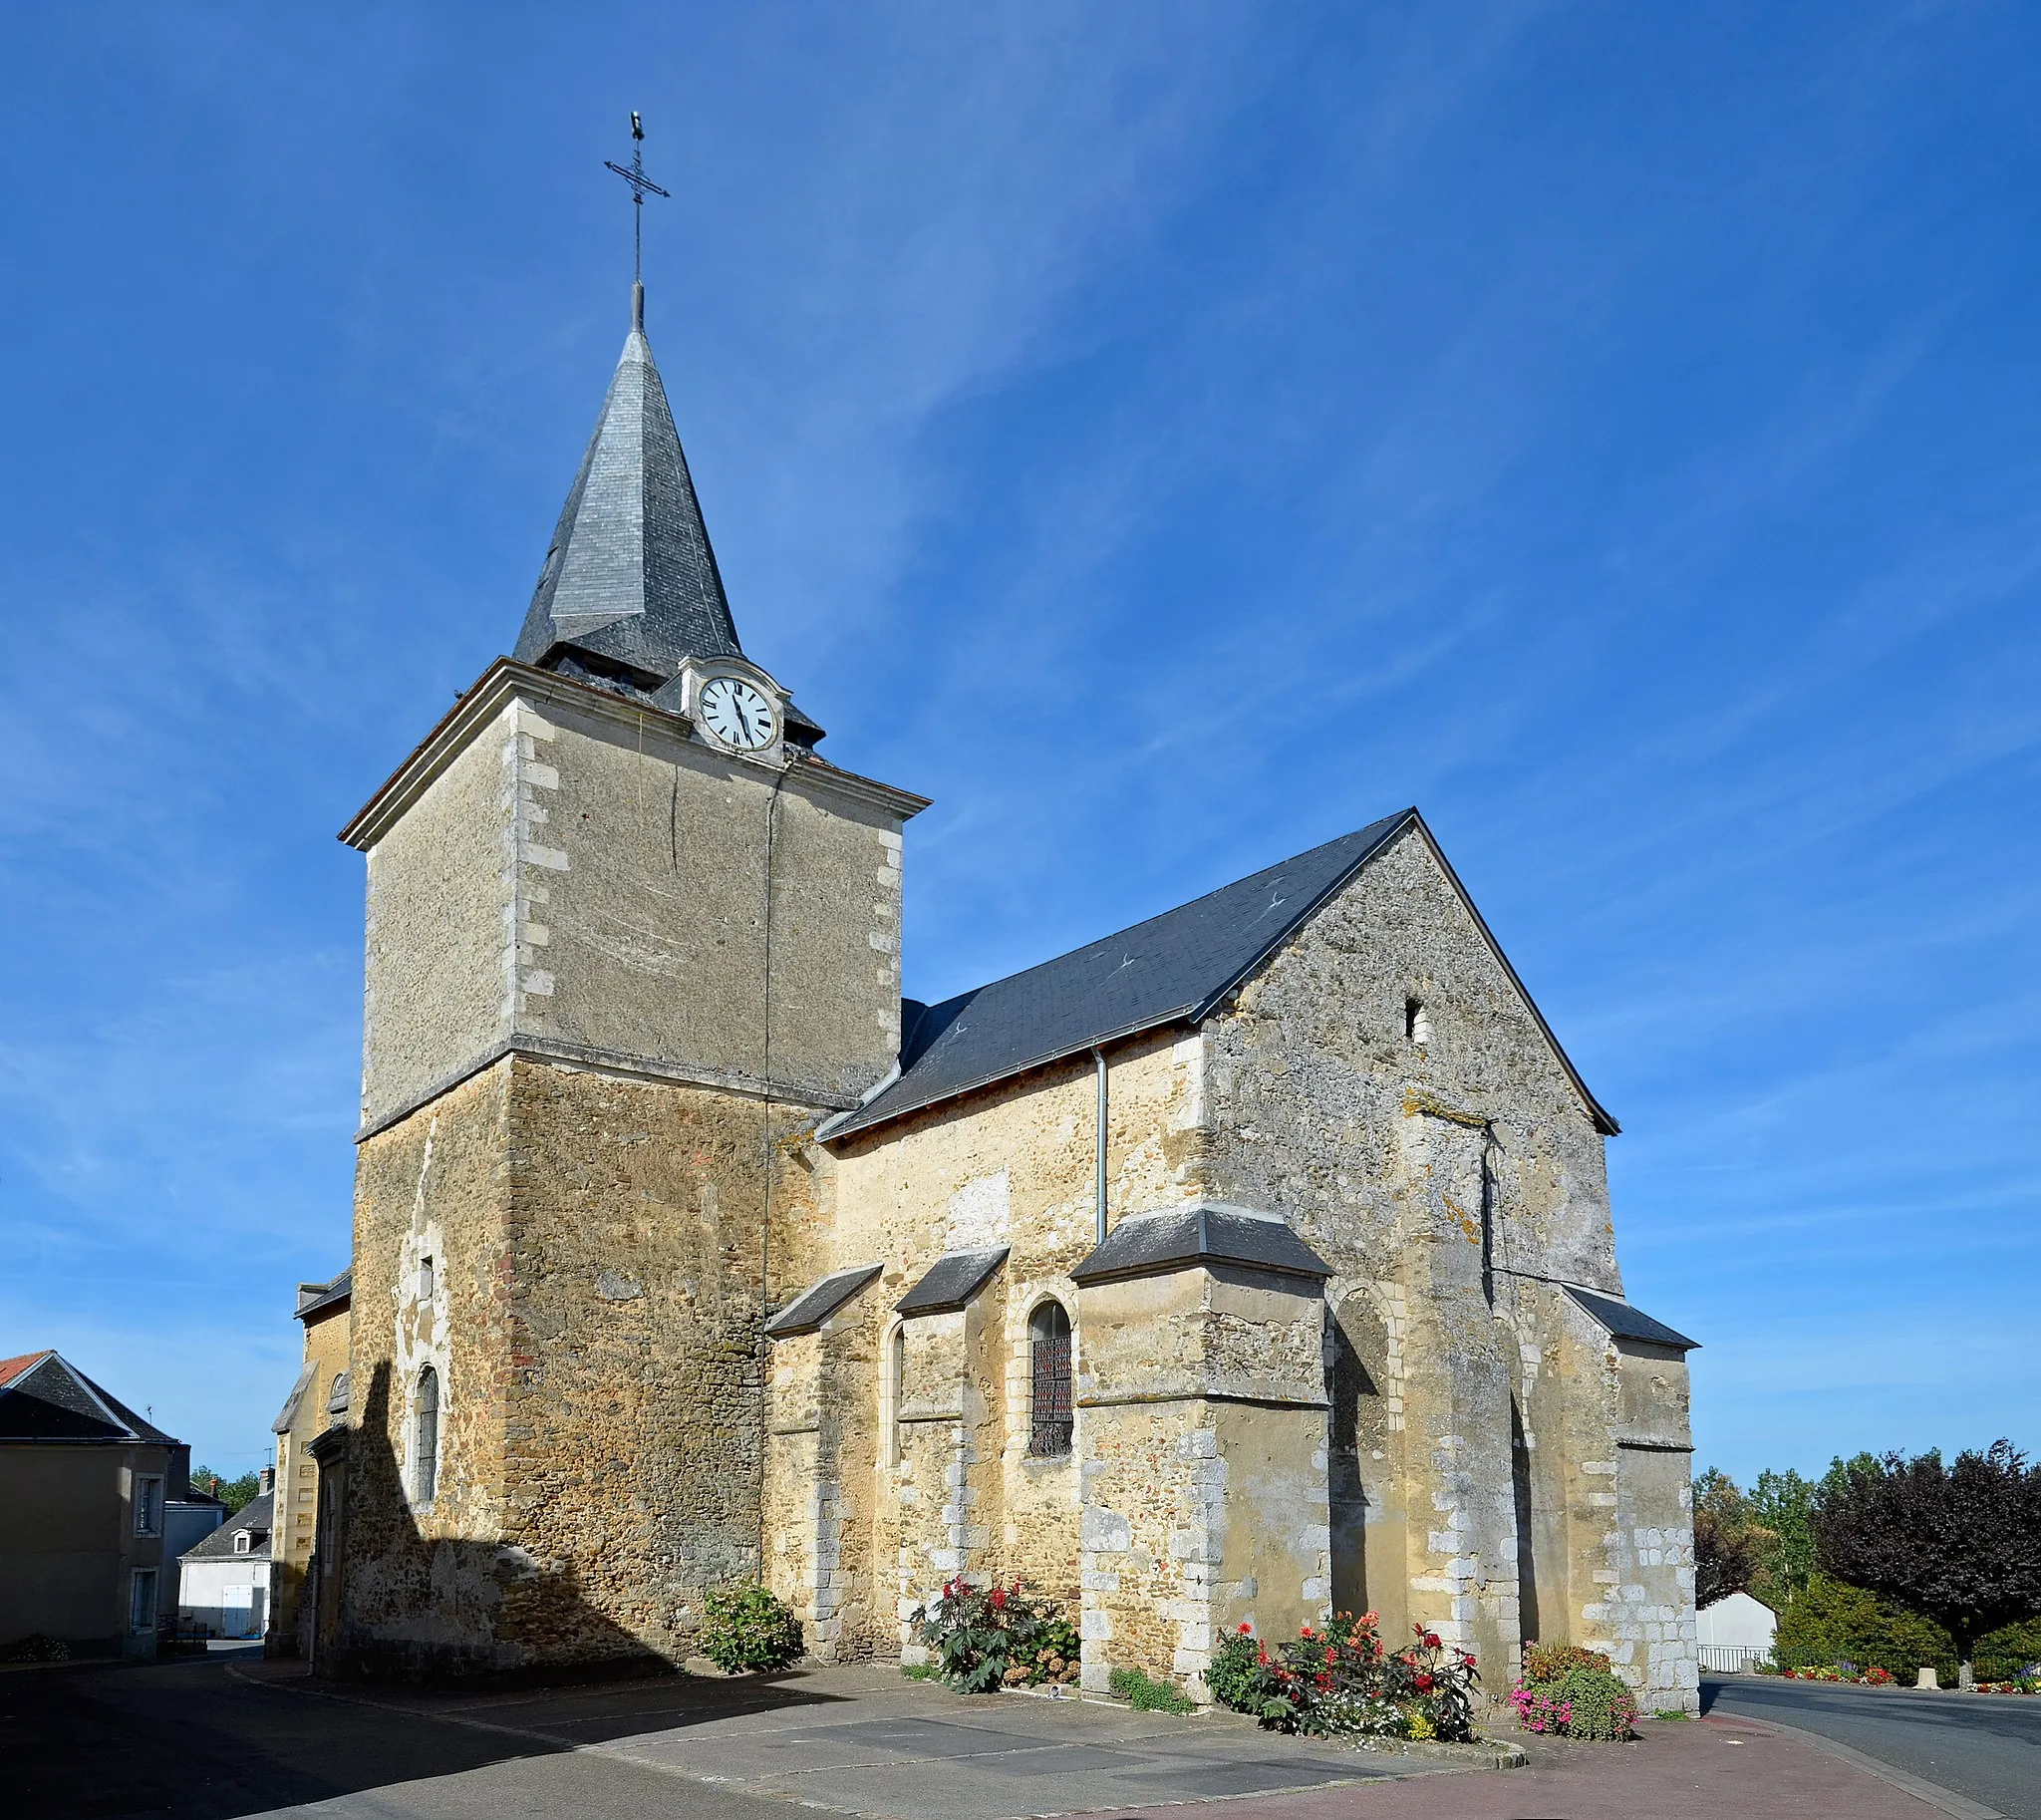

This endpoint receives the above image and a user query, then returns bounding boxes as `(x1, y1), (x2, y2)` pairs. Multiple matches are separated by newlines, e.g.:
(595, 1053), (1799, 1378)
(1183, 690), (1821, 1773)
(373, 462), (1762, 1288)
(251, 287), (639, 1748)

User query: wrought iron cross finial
(605, 110), (671, 285)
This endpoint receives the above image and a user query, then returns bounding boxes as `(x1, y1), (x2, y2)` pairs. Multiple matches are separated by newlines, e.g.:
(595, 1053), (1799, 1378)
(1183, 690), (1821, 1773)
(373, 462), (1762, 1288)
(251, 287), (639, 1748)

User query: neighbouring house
(0, 1351), (189, 1660)
(314, 269), (1701, 1708)
(177, 1480), (275, 1641)
(1696, 1591), (1777, 1672)
(268, 1271), (352, 1655)
(164, 1489), (226, 1567)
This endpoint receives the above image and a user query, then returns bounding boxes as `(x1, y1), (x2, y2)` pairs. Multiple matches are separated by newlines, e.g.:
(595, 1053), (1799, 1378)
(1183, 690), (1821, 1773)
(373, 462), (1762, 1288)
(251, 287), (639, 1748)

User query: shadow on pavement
(3, 1652), (843, 1820)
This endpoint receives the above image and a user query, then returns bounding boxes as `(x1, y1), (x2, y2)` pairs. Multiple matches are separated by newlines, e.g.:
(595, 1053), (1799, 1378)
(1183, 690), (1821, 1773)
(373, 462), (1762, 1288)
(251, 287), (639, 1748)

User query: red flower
(1256, 1647), (1270, 1666)
(1421, 1632), (1441, 1650)
(1323, 1648), (1336, 1665)
(990, 1588), (1007, 1611)
(1300, 1624), (1314, 1638)
(1239, 1622), (1253, 1634)
(1414, 1672), (1434, 1691)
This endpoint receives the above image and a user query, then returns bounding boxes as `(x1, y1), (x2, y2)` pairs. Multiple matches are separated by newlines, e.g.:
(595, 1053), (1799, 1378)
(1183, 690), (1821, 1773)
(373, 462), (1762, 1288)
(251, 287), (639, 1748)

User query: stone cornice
(355, 1035), (857, 1144)
(339, 657), (929, 851)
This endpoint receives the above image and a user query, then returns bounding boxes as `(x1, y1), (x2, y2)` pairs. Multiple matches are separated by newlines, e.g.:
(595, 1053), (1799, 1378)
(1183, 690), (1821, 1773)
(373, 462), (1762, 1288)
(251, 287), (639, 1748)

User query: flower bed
(1204, 1613), (1481, 1741)
(909, 1578), (1082, 1692)
(1508, 1645), (1638, 1741)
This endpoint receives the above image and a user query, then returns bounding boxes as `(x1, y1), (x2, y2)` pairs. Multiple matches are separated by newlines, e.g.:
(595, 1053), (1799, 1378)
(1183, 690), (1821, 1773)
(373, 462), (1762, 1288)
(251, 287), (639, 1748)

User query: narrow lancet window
(415, 1365), (440, 1504)
(1028, 1302), (1073, 1458)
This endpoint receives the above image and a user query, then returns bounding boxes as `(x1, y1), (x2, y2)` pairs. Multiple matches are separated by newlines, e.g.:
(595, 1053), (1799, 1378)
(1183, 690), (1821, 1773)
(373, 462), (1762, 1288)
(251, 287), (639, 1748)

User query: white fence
(1698, 1645), (1771, 1673)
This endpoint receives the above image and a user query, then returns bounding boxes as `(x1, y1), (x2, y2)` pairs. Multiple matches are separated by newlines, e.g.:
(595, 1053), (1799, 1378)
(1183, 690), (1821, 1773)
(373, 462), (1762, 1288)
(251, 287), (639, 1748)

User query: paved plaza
(5, 1653), (2013, 1820)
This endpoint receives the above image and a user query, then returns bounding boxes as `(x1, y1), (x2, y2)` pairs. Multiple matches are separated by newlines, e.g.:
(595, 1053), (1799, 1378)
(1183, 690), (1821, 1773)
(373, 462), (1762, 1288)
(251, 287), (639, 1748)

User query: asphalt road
(1703, 1673), (2041, 1819)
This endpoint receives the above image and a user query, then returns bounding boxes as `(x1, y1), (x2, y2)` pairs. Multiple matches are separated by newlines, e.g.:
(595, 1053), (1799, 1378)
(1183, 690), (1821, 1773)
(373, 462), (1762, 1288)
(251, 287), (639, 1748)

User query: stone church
(313, 276), (1700, 1709)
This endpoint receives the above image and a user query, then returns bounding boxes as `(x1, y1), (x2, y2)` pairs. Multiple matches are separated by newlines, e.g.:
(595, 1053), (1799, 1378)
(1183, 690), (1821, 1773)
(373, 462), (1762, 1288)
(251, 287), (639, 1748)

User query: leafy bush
(911, 1577), (1069, 1693)
(1014, 1615), (1082, 1688)
(698, 1585), (804, 1674)
(2, 1633), (70, 1664)
(1203, 1613), (1481, 1741)
(1510, 1644), (1638, 1741)
(1110, 1666), (1197, 1713)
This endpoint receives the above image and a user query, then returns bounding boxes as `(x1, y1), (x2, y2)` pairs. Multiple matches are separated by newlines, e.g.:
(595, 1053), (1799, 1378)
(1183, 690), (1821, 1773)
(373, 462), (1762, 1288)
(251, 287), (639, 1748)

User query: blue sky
(2, 4), (2035, 1487)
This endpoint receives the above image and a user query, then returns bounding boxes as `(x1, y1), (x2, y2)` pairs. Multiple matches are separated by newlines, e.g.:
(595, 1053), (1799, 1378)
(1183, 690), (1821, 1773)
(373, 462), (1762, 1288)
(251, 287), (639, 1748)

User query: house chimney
(259, 1465), (274, 1496)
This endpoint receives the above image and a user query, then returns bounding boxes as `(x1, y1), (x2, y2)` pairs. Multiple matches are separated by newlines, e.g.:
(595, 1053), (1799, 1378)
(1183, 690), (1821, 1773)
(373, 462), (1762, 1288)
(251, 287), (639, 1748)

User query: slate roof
(895, 1248), (1009, 1317)
(181, 1492), (273, 1563)
(296, 1270), (351, 1322)
(272, 1363), (317, 1435)
(829, 814), (1413, 1140)
(1071, 1203), (1332, 1287)
(0, 1352), (180, 1446)
(514, 281), (742, 688)
(1564, 1285), (1699, 1352)
(765, 1264), (886, 1340)
(828, 808), (1616, 1142)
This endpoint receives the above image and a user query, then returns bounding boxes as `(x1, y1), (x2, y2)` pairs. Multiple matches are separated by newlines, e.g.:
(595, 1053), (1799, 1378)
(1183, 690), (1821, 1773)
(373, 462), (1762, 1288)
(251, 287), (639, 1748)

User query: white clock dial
(698, 675), (776, 751)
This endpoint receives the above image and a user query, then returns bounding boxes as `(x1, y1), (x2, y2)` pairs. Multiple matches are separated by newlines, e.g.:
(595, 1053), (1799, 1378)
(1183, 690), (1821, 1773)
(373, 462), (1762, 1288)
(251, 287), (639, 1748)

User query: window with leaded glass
(1028, 1301), (1072, 1458)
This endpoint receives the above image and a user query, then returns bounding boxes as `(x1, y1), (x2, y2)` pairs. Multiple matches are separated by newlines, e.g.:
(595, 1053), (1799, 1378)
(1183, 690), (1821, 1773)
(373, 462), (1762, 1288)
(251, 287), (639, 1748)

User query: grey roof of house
(1564, 1285), (1699, 1352)
(296, 1270), (351, 1322)
(514, 282), (741, 688)
(272, 1363), (317, 1435)
(895, 1248), (1010, 1317)
(828, 807), (1616, 1142)
(1071, 1203), (1333, 1287)
(765, 1264), (885, 1340)
(0, 1353), (181, 1446)
(180, 1492), (274, 1563)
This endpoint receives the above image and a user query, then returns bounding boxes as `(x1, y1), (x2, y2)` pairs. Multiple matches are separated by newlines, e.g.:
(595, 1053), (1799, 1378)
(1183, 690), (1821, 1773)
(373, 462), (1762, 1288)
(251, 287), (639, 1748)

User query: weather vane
(605, 111), (671, 285)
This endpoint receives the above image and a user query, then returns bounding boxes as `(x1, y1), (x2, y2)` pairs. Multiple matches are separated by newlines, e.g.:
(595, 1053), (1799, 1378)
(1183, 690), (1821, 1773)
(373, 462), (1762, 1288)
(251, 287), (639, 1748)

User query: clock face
(697, 675), (776, 751)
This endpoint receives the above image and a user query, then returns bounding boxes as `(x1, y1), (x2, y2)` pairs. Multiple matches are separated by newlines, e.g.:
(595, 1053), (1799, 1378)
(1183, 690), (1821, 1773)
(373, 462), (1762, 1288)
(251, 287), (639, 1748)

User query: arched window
(1028, 1301), (1073, 1458)
(414, 1365), (439, 1504)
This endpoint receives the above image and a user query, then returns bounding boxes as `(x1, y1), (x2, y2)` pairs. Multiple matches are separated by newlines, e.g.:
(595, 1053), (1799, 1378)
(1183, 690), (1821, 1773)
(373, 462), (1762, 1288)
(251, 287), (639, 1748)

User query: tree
(191, 1466), (261, 1515)
(1746, 1467), (1820, 1605)
(1692, 1469), (1781, 1608)
(1814, 1440), (2041, 1688)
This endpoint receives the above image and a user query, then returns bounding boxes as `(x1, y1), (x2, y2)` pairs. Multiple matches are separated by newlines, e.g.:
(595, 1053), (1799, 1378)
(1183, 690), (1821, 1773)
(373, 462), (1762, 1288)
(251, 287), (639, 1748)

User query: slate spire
(514, 281), (743, 684)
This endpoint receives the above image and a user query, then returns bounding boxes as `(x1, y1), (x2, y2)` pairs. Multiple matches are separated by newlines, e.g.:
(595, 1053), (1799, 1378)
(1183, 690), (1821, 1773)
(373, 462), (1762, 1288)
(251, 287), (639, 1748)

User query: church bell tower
(329, 252), (927, 1677)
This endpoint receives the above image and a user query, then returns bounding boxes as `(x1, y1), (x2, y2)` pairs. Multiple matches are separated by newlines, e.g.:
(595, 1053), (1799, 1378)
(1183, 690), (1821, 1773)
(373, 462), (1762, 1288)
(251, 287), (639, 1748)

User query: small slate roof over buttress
(765, 1264), (885, 1339)
(1564, 1285), (1699, 1352)
(895, 1248), (1010, 1317)
(829, 808), (1614, 1142)
(515, 282), (743, 686)
(1071, 1203), (1332, 1287)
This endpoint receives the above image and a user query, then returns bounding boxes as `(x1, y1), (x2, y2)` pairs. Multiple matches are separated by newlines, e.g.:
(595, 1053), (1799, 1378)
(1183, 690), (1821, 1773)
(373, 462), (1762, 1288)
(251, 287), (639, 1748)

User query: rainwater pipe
(1092, 1047), (1109, 1245)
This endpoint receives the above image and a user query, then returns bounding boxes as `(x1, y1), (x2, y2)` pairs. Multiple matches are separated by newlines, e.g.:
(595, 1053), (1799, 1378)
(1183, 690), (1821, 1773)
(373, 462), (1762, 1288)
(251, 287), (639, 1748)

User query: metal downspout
(1093, 1047), (1108, 1245)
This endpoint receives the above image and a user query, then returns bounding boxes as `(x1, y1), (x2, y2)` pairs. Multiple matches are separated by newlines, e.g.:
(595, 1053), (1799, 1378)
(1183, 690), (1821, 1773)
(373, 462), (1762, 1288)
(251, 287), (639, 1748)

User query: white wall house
(1696, 1591), (1777, 1671)
(176, 1489), (272, 1640)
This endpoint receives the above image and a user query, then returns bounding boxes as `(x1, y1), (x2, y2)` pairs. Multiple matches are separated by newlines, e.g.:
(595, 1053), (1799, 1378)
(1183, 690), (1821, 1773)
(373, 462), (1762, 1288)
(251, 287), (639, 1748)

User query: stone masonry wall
(357, 677), (914, 1133)
(1196, 820), (1695, 1699)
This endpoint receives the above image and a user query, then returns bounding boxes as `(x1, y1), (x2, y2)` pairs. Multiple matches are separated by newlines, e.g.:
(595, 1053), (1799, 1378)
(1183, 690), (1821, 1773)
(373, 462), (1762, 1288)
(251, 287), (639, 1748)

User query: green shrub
(698, 1585), (804, 1674)
(1109, 1667), (1197, 1713)
(1775, 1574), (1951, 1682)
(1016, 1615), (1083, 1687)
(900, 1661), (937, 1680)
(1510, 1646), (1638, 1741)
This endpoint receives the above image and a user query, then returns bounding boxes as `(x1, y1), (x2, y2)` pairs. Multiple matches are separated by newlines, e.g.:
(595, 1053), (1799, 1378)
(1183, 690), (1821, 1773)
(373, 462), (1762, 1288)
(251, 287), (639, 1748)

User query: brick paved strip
(1084, 1715), (1959, 1820)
